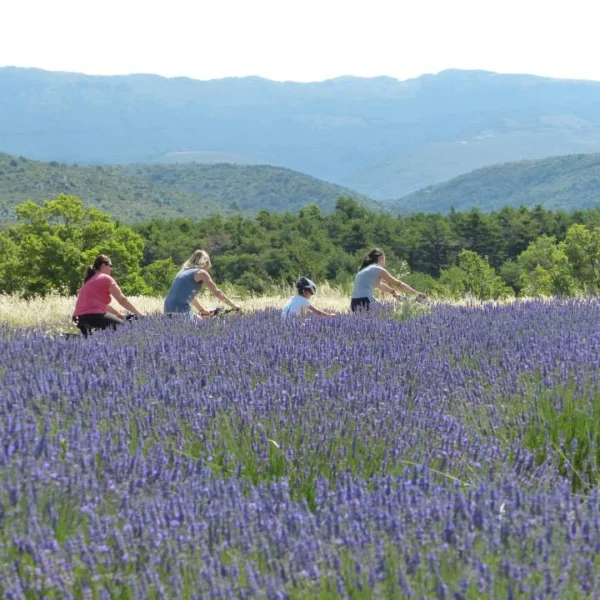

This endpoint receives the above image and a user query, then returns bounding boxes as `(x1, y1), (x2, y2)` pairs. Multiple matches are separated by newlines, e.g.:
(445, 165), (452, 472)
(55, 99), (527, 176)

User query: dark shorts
(74, 313), (123, 337)
(350, 297), (373, 313)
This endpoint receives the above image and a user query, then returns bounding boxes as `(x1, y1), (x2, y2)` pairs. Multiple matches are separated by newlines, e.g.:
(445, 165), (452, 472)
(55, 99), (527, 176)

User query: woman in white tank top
(350, 248), (426, 312)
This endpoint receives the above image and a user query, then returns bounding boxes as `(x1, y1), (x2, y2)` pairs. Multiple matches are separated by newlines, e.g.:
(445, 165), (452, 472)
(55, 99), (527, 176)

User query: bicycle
(207, 307), (241, 318)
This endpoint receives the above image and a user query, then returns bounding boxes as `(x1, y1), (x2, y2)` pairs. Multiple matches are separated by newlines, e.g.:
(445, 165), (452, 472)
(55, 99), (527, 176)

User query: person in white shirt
(350, 248), (426, 312)
(282, 277), (334, 318)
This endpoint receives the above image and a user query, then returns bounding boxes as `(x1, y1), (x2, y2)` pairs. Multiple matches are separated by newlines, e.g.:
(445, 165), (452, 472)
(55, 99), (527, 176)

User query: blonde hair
(183, 249), (212, 270)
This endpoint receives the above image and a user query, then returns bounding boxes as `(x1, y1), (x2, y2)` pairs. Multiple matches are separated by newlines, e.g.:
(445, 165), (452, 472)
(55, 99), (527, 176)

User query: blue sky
(2, 0), (598, 82)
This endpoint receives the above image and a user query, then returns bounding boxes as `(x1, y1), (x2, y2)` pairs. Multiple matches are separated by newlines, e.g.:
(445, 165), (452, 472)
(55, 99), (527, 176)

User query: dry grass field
(0, 286), (539, 330)
(0, 283), (359, 328)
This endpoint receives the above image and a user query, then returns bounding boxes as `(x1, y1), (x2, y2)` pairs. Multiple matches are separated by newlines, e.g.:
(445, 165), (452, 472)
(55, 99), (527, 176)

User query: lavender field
(2, 300), (600, 599)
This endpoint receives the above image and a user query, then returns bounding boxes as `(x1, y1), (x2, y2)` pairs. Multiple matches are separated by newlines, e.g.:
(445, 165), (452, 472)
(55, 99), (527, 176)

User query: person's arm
(197, 270), (242, 311)
(109, 283), (144, 315)
(380, 268), (426, 298)
(191, 297), (212, 316)
(376, 282), (401, 299)
(106, 304), (125, 320)
(308, 305), (334, 317)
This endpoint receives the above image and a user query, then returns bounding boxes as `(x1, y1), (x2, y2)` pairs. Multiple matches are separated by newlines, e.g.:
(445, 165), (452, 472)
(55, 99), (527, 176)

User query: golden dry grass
(0, 285), (546, 329)
(0, 283), (357, 328)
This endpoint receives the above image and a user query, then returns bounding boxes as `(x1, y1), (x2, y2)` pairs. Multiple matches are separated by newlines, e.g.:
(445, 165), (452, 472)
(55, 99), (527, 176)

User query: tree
(562, 224), (600, 291)
(0, 232), (20, 294)
(2, 195), (148, 297)
(456, 209), (504, 267)
(142, 258), (179, 296)
(334, 197), (369, 221)
(499, 260), (523, 294)
(407, 214), (459, 276)
(439, 250), (513, 300)
(517, 235), (577, 297)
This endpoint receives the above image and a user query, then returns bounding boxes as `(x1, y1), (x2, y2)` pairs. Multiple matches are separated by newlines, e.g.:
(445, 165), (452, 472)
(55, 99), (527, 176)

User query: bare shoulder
(194, 269), (211, 282)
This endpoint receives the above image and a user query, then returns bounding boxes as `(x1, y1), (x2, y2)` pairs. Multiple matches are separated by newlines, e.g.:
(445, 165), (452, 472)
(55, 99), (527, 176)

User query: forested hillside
(4, 67), (600, 198)
(391, 153), (600, 213)
(115, 163), (377, 213)
(0, 154), (221, 221)
(0, 153), (372, 221)
(5, 150), (600, 222)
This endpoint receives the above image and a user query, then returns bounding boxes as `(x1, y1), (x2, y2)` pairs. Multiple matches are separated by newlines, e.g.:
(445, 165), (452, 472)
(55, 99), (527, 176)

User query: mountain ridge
(4, 67), (600, 197)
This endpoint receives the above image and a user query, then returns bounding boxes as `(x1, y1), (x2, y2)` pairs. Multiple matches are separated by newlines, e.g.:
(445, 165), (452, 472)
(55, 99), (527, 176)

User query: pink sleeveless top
(73, 273), (116, 316)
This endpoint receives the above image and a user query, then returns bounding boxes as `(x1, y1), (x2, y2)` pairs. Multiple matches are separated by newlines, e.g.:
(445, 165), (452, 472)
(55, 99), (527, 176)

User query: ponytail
(83, 266), (97, 283)
(359, 248), (385, 271)
(83, 254), (112, 284)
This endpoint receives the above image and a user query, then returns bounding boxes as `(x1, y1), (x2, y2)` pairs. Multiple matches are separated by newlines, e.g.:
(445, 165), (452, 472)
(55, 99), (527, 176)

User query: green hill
(389, 153), (600, 213)
(115, 163), (378, 214)
(0, 153), (374, 222)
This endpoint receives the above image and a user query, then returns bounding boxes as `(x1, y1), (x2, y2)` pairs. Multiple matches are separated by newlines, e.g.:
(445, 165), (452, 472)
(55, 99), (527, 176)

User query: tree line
(2, 194), (600, 300)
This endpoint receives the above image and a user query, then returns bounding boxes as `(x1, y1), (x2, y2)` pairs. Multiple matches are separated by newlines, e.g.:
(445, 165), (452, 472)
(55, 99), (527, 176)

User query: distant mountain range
(389, 153), (600, 213)
(3, 67), (600, 199)
(0, 153), (374, 222)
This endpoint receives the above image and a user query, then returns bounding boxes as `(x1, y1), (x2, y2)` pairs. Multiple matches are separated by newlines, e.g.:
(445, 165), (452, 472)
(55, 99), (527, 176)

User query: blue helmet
(296, 277), (317, 294)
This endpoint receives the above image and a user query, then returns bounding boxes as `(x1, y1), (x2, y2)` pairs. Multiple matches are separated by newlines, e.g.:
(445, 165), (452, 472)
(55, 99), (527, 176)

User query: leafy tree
(455, 209), (504, 267)
(142, 258), (179, 296)
(0, 232), (20, 294)
(1, 195), (147, 297)
(498, 260), (523, 294)
(439, 250), (513, 300)
(495, 206), (542, 263)
(517, 235), (577, 296)
(404, 272), (441, 295)
(562, 224), (600, 291)
(406, 214), (460, 276)
(334, 197), (369, 221)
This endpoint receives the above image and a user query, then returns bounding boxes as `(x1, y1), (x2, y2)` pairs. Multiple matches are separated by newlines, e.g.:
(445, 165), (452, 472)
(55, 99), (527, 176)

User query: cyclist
(282, 277), (334, 318)
(350, 248), (426, 312)
(72, 254), (144, 336)
(164, 250), (241, 317)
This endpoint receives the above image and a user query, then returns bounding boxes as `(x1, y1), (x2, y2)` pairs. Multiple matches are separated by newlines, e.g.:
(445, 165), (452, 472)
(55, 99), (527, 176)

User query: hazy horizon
(2, 0), (599, 84)
(4, 65), (600, 86)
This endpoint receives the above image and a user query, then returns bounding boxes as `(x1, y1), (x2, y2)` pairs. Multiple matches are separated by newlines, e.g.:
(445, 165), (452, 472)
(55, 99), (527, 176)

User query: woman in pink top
(73, 254), (143, 336)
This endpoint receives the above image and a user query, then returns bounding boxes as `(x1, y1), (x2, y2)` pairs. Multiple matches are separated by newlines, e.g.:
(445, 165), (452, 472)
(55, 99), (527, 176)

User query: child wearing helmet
(281, 277), (334, 318)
